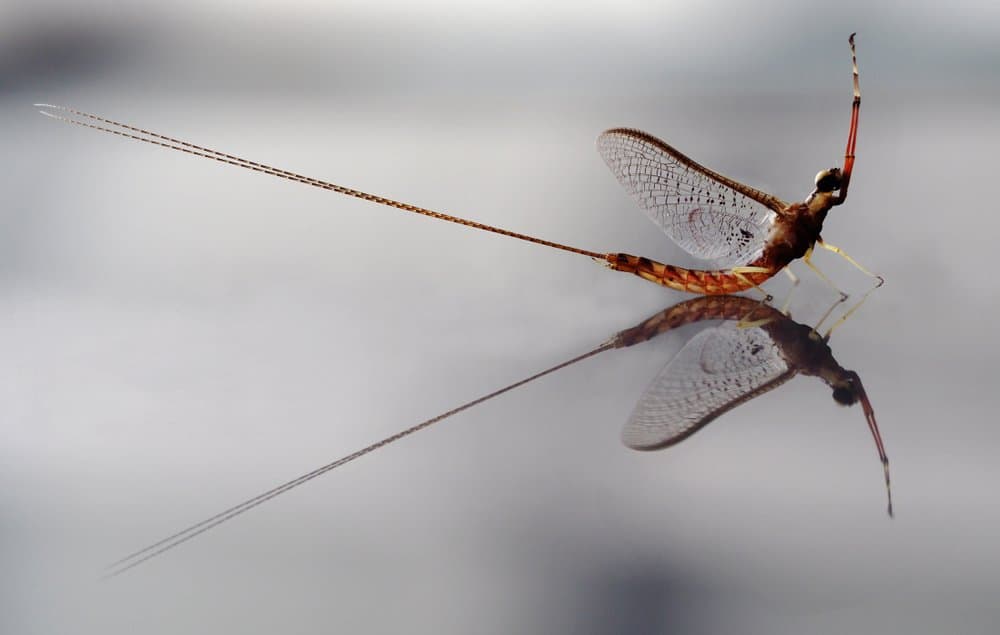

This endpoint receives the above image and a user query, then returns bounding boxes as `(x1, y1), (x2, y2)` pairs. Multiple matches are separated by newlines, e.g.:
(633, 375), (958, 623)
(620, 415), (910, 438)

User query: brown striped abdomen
(605, 253), (774, 295)
(613, 295), (786, 348)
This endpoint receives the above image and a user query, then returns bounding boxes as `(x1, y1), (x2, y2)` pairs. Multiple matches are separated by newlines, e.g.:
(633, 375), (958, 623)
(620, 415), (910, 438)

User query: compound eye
(832, 385), (858, 406)
(814, 168), (842, 192)
(831, 372), (860, 406)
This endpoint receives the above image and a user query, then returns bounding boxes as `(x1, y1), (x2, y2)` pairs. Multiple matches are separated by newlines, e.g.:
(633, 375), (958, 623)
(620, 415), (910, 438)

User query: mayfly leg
(802, 246), (848, 300)
(821, 284), (879, 339)
(816, 239), (884, 287)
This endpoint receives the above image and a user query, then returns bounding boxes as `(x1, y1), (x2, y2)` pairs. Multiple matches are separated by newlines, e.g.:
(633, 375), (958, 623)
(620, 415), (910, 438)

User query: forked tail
(35, 104), (605, 260)
(102, 343), (615, 578)
(605, 253), (774, 295)
(37, 104), (777, 297)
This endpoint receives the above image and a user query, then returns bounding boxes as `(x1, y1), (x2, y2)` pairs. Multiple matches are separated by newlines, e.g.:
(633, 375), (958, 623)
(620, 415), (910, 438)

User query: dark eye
(832, 385), (857, 405)
(831, 375), (859, 405)
(814, 168), (842, 192)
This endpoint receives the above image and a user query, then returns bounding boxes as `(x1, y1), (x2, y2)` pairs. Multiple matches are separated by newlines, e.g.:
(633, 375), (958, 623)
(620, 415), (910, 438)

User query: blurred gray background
(3, 1), (999, 633)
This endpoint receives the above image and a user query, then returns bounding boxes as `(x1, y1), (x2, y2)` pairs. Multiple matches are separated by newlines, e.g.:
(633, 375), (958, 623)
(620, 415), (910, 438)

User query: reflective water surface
(100, 294), (890, 577)
(3, 3), (999, 633)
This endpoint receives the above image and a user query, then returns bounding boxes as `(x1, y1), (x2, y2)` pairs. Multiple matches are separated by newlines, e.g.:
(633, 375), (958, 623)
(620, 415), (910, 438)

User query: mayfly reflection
(106, 294), (890, 578)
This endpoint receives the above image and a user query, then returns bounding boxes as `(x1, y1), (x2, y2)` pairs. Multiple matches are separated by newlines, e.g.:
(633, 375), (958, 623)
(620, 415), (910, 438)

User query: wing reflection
(106, 294), (888, 577)
(620, 295), (891, 518)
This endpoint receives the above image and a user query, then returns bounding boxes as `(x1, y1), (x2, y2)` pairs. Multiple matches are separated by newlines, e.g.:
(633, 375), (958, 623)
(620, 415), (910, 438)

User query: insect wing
(598, 129), (782, 269)
(622, 323), (794, 451)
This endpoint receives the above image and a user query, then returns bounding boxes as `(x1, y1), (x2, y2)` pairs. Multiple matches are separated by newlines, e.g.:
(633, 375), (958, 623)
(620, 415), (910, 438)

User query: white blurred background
(3, 1), (999, 633)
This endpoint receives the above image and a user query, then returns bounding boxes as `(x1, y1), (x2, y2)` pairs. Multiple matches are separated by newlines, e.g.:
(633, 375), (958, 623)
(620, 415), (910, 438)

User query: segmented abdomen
(606, 253), (774, 295)
(613, 295), (786, 348)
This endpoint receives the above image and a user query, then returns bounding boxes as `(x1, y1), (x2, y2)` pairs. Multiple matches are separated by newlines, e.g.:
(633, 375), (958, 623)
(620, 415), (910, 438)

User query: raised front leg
(833, 33), (860, 206)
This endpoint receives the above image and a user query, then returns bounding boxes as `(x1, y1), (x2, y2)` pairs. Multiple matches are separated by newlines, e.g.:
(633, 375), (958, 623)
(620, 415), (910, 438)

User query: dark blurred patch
(573, 558), (716, 635)
(0, 20), (142, 91)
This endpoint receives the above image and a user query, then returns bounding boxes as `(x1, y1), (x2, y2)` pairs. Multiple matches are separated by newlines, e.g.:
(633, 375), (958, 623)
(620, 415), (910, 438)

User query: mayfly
(37, 34), (879, 296)
(104, 294), (890, 578)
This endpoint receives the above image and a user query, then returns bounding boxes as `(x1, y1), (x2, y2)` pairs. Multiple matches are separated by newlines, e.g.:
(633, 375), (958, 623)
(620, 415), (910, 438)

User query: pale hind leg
(737, 312), (776, 329)
(822, 284), (879, 339)
(816, 239), (884, 287)
(803, 246), (848, 300)
(729, 266), (773, 302)
(735, 291), (779, 329)
(778, 267), (800, 315)
(812, 294), (848, 334)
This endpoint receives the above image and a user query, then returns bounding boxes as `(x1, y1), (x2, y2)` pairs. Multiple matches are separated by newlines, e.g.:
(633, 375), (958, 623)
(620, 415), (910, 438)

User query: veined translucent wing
(622, 322), (795, 451)
(598, 128), (786, 269)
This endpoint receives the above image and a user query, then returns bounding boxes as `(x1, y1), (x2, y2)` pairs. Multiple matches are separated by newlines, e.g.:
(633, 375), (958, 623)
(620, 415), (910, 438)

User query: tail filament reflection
(106, 294), (888, 578)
